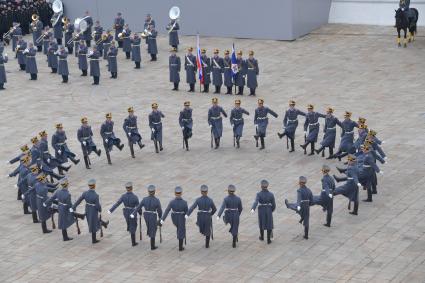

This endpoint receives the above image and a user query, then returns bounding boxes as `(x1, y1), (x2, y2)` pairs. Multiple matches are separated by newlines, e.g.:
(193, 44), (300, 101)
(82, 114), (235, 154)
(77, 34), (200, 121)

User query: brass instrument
(140, 29), (152, 38)
(3, 23), (20, 41)
(96, 34), (107, 45)
(66, 17), (88, 45)
(167, 6), (180, 34)
(62, 17), (69, 32)
(50, 0), (63, 26)
(36, 30), (49, 44)
(30, 15), (39, 32)
(118, 32), (123, 39)
(32, 14), (39, 21)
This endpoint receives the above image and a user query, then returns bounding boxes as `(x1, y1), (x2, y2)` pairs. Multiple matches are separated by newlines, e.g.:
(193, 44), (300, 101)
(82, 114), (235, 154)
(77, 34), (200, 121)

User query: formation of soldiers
(6, 97), (387, 247)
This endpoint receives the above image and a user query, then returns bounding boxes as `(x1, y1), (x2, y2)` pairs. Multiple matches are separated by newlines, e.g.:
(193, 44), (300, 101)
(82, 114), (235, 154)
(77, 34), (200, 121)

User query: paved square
(1, 24), (425, 282)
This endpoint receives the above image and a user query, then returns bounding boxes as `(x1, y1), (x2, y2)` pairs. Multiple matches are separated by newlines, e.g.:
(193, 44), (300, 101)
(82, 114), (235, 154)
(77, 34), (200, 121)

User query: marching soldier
(250, 180), (276, 244)
(30, 136), (63, 180)
(223, 50), (233, 94)
(200, 48), (211, 93)
(149, 103), (165, 153)
(77, 117), (101, 169)
(330, 111), (358, 160)
(100, 113), (124, 165)
(52, 123), (80, 165)
(108, 182), (140, 247)
(230, 99), (250, 148)
(131, 33), (142, 69)
(277, 100), (306, 152)
(166, 18), (180, 51)
(88, 46), (101, 85)
(121, 24), (131, 59)
(254, 99), (278, 150)
(285, 176), (313, 239)
(123, 107), (145, 158)
(169, 47), (181, 91)
(312, 165), (335, 227)
(47, 39), (58, 73)
(184, 47), (197, 92)
(211, 49), (224, 94)
(24, 42), (38, 80)
(358, 144), (383, 202)
(217, 184), (243, 248)
(315, 107), (341, 158)
(300, 104), (321, 156)
(113, 12), (125, 48)
(246, 50), (259, 96)
(52, 14), (63, 45)
(31, 14), (43, 52)
(187, 185), (217, 248)
(0, 45), (8, 90)
(83, 11), (93, 47)
(234, 51), (247, 95)
(78, 40), (88, 76)
(39, 130), (70, 175)
(41, 26), (51, 56)
(8, 151), (30, 201)
(103, 30), (113, 60)
(107, 41), (118, 78)
(354, 123), (369, 151)
(208, 97), (227, 149)
(73, 179), (109, 244)
(24, 164), (40, 223)
(35, 173), (57, 233)
(56, 45), (69, 83)
(16, 36), (27, 71)
(146, 25), (158, 61)
(161, 186), (188, 251)
(17, 155), (32, 215)
(131, 184), (163, 250)
(333, 155), (361, 215)
(93, 20), (103, 56)
(64, 17), (74, 54)
(179, 101), (193, 151)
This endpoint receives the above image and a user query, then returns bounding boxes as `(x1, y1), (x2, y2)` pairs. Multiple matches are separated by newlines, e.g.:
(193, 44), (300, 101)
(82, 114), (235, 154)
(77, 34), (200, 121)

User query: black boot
(32, 211), (39, 223)
(363, 187), (373, 202)
(336, 167), (347, 174)
(226, 86), (232, 94)
(135, 62), (141, 69)
(290, 139), (295, 152)
(214, 138), (219, 149)
(315, 147), (324, 155)
(267, 230), (272, 244)
(333, 175), (346, 182)
(309, 143), (315, 156)
(101, 220), (109, 228)
(184, 138), (189, 151)
(173, 82), (179, 91)
(129, 143), (135, 158)
(96, 148), (101, 156)
(300, 142), (308, 151)
(236, 137), (240, 148)
(23, 203), (31, 214)
(327, 147), (334, 159)
(259, 230), (264, 241)
(159, 142), (163, 151)
(138, 141), (145, 149)
(304, 227), (309, 239)
(232, 236), (237, 248)
(350, 202), (359, 215)
(151, 237), (157, 250)
(131, 233), (138, 246)
(206, 236), (210, 248)
(92, 232), (99, 244)
(81, 69), (87, 76)
(154, 141), (159, 153)
(74, 212), (86, 220)
(214, 85), (220, 94)
(70, 157), (80, 165)
(106, 151), (112, 165)
(62, 229), (72, 241)
(17, 189), (22, 200)
(126, 52), (130, 59)
(84, 156), (91, 169)
(42, 221), (52, 233)
(324, 211), (332, 227)
(59, 164), (71, 172)
(118, 143), (125, 151)
(277, 132), (285, 139)
(179, 239), (184, 251)
(260, 137), (265, 150)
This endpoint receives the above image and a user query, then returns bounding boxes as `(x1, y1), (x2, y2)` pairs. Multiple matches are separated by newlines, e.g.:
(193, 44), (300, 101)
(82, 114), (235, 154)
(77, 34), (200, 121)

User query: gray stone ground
(0, 24), (425, 282)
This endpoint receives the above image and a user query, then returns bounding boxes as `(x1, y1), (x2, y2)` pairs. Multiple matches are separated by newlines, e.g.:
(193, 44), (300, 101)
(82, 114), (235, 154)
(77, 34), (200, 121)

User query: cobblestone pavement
(0, 24), (424, 282)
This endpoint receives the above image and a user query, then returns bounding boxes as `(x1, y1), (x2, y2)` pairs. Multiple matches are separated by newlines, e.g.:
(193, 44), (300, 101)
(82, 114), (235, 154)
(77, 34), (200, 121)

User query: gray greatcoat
(44, 188), (75, 230)
(169, 55), (181, 83)
(123, 115), (142, 143)
(208, 105), (227, 139)
(304, 111), (321, 143)
(134, 195), (163, 238)
(147, 30), (158, 55)
(78, 45), (88, 70)
(211, 56), (224, 86)
(88, 50), (100, 77)
(217, 194), (243, 237)
(73, 189), (101, 233)
(25, 47), (38, 74)
(47, 42), (58, 69)
(131, 37), (141, 63)
(251, 189), (276, 231)
(149, 110), (165, 143)
(283, 108), (305, 139)
(57, 50), (69, 76)
(107, 46), (118, 73)
(187, 196), (217, 237)
(230, 107), (249, 137)
(246, 58), (259, 88)
(166, 20), (179, 46)
(162, 197), (188, 240)
(254, 106), (278, 137)
(184, 54), (197, 84)
(109, 192), (140, 234)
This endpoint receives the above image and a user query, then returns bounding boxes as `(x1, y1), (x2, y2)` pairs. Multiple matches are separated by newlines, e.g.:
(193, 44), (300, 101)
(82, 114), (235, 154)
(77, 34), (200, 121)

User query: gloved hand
(151, 128), (155, 133)
(304, 131), (307, 134)
(379, 171), (384, 175)
(58, 150), (61, 154)
(382, 141), (386, 144)
(128, 132), (131, 136)
(250, 209), (255, 214)
(43, 203), (47, 207)
(105, 139), (108, 143)
(82, 141), (86, 146)
(160, 219), (164, 225)
(181, 127), (184, 130)
(47, 158), (50, 163)
(209, 125), (212, 128)
(5, 160), (10, 165)
(184, 215), (188, 219)
(297, 206), (301, 211)
(69, 208), (74, 213)
(6, 174), (10, 178)
(216, 216), (220, 221)
(357, 183), (362, 187)
(107, 210), (111, 214)
(328, 194), (333, 199)
(14, 184), (18, 189)
(21, 194), (25, 199)
(130, 214), (134, 219)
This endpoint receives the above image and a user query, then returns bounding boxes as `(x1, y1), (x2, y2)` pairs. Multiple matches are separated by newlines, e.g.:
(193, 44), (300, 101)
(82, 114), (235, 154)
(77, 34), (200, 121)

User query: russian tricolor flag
(196, 34), (204, 84)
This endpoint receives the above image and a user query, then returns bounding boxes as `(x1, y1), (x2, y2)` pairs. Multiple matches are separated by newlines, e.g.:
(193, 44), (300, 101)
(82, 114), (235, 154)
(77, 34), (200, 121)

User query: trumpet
(140, 29), (152, 38)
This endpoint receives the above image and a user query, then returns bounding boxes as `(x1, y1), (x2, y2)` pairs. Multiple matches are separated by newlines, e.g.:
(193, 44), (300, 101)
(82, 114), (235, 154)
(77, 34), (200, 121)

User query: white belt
(127, 126), (136, 129)
(26, 56), (36, 58)
(257, 117), (267, 120)
(90, 59), (100, 61)
(171, 210), (185, 214)
(59, 58), (67, 61)
(82, 137), (91, 140)
(86, 202), (96, 206)
(309, 122), (319, 126)
(144, 210), (157, 214)
(151, 121), (161, 125)
(58, 201), (67, 206)
(327, 127), (336, 130)
(225, 208), (239, 211)
(181, 118), (191, 121)
(347, 177), (354, 180)
(37, 195), (44, 199)
(210, 116), (221, 120)
(43, 151), (49, 153)
(224, 67), (230, 69)
(345, 131), (354, 134)
(131, 44), (141, 47)
(104, 132), (112, 134)
(287, 119), (298, 122)
(300, 200), (310, 203)
(248, 67), (255, 70)
(56, 142), (65, 145)
(108, 56), (117, 58)
(198, 210), (211, 213)
(363, 165), (371, 168)
(124, 206), (136, 209)
(232, 118), (242, 121)
(258, 203), (272, 206)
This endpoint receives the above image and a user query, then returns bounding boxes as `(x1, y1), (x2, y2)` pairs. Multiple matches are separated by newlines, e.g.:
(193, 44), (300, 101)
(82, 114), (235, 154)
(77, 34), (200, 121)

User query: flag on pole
(196, 34), (204, 84)
(231, 43), (238, 78)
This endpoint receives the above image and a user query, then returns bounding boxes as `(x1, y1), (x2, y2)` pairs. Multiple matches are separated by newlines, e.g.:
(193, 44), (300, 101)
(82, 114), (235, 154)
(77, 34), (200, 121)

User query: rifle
(157, 219), (162, 243)
(75, 214), (81, 234)
(255, 126), (259, 147)
(210, 127), (213, 148)
(303, 132), (307, 155)
(211, 219), (214, 240)
(99, 213), (104, 237)
(233, 135), (235, 147)
(286, 136), (289, 150)
(51, 208), (56, 229)
(139, 214), (142, 240)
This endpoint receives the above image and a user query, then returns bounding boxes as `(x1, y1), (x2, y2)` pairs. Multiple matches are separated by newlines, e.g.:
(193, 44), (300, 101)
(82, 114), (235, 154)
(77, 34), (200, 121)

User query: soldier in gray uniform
(107, 41), (118, 78)
(200, 48), (211, 93)
(315, 107), (341, 158)
(246, 50), (259, 96)
(166, 19), (180, 50)
(53, 14), (63, 45)
(10, 23), (22, 52)
(73, 30), (84, 57)
(208, 97), (228, 149)
(179, 101), (193, 151)
(230, 99), (250, 148)
(277, 100), (306, 152)
(187, 185), (217, 248)
(77, 40), (88, 76)
(184, 47), (197, 92)
(149, 103), (165, 153)
(211, 49), (224, 94)
(223, 50), (233, 94)
(131, 184), (163, 250)
(56, 46), (69, 83)
(254, 99), (278, 150)
(64, 18), (74, 54)
(169, 47), (181, 91)
(100, 113), (124, 165)
(285, 176), (313, 239)
(123, 107), (145, 158)
(146, 25), (158, 61)
(77, 117), (101, 169)
(24, 42), (38, 80)
(0, 44), (8, 90)
(23, 164), (41, 223)
(251, 180), (276, 244)
(93, 21), (104, 56)
(114, 12), (125, 48)
(35, 173), (57, 233)
(88, 46), (101, 85)
(121, 24), (131, 59)
(83, 11), (93, 47)
(31, 15), (43, 52)
(312, 165), (335, 227)
(109, 182), (140, 247)
(103, 31), (113, 60)
(235, 50), (247, 95)
(330, 111), (358, 160)
(73, 179), (109, 244)
(47, 39), (58, 73)
(41, 27), (52, 56)
(143, 14), (156, 45)
(217, 184), (243, 248)
(300, 104), (321, 156)
(17, 155), (32, 215)
(161, 186), (188, 251)
(131, 33), (142, 69)
(52, 123), (80, 165)
(16, 36), (27, 71)
(39, 130), (71, 176)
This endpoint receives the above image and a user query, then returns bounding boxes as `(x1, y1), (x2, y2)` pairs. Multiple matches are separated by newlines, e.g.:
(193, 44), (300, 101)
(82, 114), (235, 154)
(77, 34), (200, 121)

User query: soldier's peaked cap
(228, 184), (236, 192)
(200, 185), (208, 192)
(175, 186), (183, 194)
(88, 179), (96, 186)
(148, 185), (156, 192)
(299, 176), (307, 183)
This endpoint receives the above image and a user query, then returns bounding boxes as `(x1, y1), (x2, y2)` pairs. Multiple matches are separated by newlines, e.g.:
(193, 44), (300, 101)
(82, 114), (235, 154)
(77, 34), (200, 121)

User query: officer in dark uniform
(123, 107), (145, 158)
(300, 104), (321, 156)
(169, 47), (181, 91)
(278, 100), (306, 152)
(149, 103), (165, 153)
(166, 18), (179, 50)
(254, 99), (278, 150)
(208, 97), (227, 149)
(77, 117), (101, 169)
(211, 48), (224, 94)
(161, 186), (188, 251)
(251, 180), (276, 244)
(121, 24), (131, 59)
(312, 165), (335, 227)
(217, 184), (243, 248)
(146, 25), (158, 61)
(82, 11), (93, 47)
(179, 101), (193, 151)
(230, 99), (250, 148)
(100, 113), (124, 165)
(200, 48), (211, 93)
(285, 176), (313, 239)
(187, 185), (217, 248)
(184, 47), (197, 92)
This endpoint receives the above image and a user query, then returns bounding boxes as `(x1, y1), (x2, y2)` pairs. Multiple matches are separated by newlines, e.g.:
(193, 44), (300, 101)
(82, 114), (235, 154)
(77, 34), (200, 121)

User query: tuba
(30, 14), (39, 32)
(50, 0), (63, 26)
(167, 6), (180, 34)
(66, 17), (88, 45)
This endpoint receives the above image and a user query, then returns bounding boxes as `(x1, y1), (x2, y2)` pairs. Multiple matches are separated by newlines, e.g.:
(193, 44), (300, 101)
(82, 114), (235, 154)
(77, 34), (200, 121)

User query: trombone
(3, 23), (20, 41)
(95, 34), (107, 45)
(36, 30), (49, 44)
